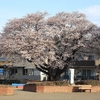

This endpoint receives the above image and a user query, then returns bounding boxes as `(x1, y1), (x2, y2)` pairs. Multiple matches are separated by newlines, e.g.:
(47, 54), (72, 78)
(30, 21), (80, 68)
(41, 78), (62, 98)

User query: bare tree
(0, 12), (96, 81)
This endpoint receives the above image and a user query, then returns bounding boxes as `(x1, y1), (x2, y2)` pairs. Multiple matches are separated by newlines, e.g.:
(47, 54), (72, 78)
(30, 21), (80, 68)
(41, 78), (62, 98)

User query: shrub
(0, 79), (21, 85)
(27, 81), (69, 86)
(75, 81), (87, 85)
(84, 80), (100, 86)
(75, 80), (100, 86)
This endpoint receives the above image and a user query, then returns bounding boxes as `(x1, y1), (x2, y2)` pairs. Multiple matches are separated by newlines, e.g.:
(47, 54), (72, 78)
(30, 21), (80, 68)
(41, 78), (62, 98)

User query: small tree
(0, 12), (97, 81)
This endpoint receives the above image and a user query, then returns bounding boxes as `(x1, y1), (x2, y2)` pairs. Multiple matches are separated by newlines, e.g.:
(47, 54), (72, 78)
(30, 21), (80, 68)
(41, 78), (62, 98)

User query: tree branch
(35, 64), (49, 75)
(39, 64), (49, 70)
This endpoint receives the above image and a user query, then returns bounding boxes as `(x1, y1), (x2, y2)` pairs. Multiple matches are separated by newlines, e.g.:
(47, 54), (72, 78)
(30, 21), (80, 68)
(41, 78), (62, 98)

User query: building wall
(40, 72), (47, 81)
(11, 75), (40, 80)
(10, 68), (47, 81)
(34, 69), (40, 75)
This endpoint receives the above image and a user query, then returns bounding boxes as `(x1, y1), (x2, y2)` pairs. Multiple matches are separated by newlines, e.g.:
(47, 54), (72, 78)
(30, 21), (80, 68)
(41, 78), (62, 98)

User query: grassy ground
(0, 88), (100, 100)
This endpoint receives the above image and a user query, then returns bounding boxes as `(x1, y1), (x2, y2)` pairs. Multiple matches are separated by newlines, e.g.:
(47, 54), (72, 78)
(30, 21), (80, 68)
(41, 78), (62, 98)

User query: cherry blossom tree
(85, 26), (100, 59)
(0, 12), (96, 81)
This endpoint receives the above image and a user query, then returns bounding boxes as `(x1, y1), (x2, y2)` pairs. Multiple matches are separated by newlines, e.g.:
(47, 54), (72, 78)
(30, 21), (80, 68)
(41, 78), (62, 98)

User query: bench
(79, 85), (92, 92)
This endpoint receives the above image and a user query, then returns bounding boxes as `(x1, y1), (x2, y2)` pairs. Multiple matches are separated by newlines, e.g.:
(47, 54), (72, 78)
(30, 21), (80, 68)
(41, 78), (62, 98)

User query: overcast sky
(0, 0), (100, 32)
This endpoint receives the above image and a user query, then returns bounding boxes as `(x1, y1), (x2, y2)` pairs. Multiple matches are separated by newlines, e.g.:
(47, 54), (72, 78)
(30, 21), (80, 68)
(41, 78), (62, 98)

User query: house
(69, 58), (100, 80)
(0, 58), (47, 81)
(61, 55), (100, 81)
(0, 56), (100, 81)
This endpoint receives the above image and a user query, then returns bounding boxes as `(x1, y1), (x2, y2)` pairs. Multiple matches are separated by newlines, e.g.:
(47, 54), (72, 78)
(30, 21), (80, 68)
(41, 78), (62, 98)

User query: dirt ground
(0, 89), (100, 100)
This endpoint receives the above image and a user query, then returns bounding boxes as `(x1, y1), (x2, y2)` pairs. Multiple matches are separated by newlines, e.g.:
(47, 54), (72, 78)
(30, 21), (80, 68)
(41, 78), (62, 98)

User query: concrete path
(0, 89), (100, 100)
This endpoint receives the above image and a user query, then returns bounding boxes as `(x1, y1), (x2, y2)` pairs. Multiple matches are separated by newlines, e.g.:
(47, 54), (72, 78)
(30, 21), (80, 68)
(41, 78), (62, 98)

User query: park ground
(0, 89), (100, 100)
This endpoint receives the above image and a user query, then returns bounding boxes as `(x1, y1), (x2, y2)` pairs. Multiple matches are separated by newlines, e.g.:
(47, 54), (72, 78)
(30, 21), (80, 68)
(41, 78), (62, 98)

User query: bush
(27, 81), (69, 86)
(75, 81), (87, 85)
(75, 80), (100, 86)
(0, 79), (21, 85)
(84, 80), (100, 86)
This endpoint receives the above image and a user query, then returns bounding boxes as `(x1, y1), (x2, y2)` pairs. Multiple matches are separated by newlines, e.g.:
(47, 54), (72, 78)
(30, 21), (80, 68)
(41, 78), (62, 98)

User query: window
(11, 68), (17, 75)
(23, 68), (28, 75)
(88, 55), (94, 60)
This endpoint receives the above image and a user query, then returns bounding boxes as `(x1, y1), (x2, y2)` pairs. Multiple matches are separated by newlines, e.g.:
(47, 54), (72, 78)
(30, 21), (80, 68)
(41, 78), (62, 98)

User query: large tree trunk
(35, 64), (68, 81)
(47, 67), (66, 81)
(48, 75), (54, 81)
(47, 74), (61, 81)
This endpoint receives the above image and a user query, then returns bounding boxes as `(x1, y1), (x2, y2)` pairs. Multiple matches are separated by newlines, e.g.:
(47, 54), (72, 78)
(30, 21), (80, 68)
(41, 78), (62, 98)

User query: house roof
(0, 56), (97, 69)
(74, 61), (95, 66)
(0, 56), (35, 68)
(0, 57), (12, 66)
(73, 60), (95, 68)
